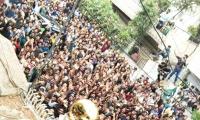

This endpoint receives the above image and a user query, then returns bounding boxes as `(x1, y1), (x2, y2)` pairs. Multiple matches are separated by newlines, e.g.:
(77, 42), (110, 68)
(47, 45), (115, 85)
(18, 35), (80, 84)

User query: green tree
(79, 0), (168, 48)
(158, 0), (171, 12)
(188, 25), (199, 37)
(173, 0), (200, 10)
(188, 25), (200, 43)
(82, 0), (142, 47)
(192, 110), (200, 120)
(79, 0), (119, 31)
(129, 0), (159, 40)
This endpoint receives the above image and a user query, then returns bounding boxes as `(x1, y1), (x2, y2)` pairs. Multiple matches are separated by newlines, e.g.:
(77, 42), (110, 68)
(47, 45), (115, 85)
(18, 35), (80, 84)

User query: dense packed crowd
(0, 0), (200, 120)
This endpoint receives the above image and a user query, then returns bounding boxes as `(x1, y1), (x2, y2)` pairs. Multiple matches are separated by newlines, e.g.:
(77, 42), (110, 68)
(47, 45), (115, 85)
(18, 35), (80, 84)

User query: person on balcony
(156, 9), (171, 30)
(130, 46), (140, 62)
(158, 45), (171, 59)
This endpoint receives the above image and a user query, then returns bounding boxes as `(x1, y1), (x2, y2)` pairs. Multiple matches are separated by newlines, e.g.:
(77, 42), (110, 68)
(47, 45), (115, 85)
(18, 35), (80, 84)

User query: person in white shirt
(156, 9), (171, 30)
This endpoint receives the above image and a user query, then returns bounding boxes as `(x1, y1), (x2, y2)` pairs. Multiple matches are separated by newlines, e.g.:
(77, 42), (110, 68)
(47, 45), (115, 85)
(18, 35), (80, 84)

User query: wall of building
(0, 34), (29, 95)
(148, 5), (200, 65)
(187, 45), (200, 81)
(187, 72), (200, 90)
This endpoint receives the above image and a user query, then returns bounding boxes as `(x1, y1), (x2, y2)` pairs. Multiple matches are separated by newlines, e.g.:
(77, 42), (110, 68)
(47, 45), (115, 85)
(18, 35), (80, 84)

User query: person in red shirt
(125, 92), (133, 102)
(101, 40), (111, 52)
(15, 39), (21, 55)
(0, 0), (4, 5)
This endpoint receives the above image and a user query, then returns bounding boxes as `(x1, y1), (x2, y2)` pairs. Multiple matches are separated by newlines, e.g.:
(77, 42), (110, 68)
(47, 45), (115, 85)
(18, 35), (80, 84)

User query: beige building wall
(0, 34), (29, 96)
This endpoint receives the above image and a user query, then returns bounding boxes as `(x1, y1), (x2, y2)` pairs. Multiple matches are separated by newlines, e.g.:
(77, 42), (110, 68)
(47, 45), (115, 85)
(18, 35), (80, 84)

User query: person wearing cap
(167, 54), (188, 84)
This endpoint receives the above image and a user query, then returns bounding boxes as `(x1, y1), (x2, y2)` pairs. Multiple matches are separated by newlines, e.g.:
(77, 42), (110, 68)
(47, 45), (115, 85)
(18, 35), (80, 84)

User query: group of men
(157, 45), (188, 84)
(0, 0), (199, 119)
(156, 44), (188, 85)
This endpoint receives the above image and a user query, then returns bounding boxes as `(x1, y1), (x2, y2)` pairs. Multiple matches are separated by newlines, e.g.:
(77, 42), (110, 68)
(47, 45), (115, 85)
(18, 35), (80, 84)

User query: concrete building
(146, 5), (200, 82)
(112, 0), (200, 84)
(187, 45), (200, 89)
(112, 0), (142, 23)
(0, 34), (29, 95)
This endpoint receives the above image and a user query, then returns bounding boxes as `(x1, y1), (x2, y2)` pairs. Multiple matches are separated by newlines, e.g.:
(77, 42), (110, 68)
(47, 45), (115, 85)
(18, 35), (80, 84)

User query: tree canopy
(173, 0), (200, 10)
(188, 25), (200, 44)
(79, 0), (179, 48)
(192, 110), (200, 120)
(79, 0), (132, 47)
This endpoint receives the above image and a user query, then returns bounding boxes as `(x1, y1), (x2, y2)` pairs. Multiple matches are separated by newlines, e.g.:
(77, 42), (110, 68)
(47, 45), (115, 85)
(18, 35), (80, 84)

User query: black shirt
(176, 57), (186, 69)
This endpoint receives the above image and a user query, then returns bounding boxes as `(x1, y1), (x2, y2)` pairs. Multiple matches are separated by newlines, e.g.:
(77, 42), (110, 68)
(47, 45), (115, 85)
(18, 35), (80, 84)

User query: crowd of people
(0, 0), (200, 120)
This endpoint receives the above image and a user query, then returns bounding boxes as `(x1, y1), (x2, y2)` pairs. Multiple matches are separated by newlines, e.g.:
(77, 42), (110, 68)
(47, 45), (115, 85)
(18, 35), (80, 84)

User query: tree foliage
(192, 110), (200, 120)
(173, 0), (200, 10)
(79, 0), (134, 47)
(188, 25), (200, 43)
(130, 0), (159, 37)
(79, 0), (161, 48)
(158, 0), (171, 12)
